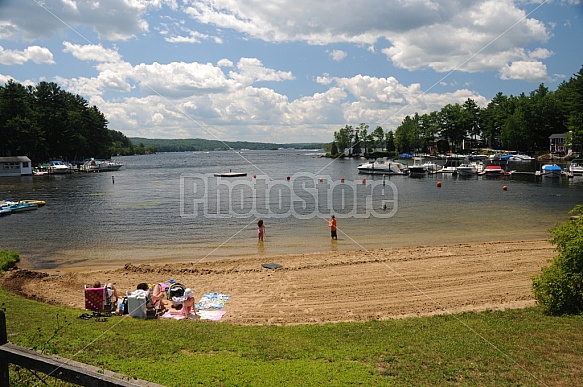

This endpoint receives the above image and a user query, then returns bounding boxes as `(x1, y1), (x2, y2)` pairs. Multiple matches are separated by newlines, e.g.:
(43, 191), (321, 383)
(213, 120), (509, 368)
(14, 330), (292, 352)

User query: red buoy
(503, 185), (508, 191)
(437, 181), (442, 187)
(340, 178), (345, 183)
(286, 176), (291, 181)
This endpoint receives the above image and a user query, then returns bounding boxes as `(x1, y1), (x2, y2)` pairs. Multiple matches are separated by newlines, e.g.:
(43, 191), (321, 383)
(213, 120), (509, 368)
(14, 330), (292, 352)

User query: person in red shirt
(329, 215), (337, 240)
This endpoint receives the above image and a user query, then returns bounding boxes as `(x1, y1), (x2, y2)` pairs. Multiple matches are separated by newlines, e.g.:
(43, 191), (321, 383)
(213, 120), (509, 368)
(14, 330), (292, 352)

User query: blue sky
(1, 0), (582, 143)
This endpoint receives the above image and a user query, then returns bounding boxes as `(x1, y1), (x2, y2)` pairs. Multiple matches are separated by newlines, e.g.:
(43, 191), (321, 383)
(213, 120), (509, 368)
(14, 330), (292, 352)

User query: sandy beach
(1, 239), (554, 325)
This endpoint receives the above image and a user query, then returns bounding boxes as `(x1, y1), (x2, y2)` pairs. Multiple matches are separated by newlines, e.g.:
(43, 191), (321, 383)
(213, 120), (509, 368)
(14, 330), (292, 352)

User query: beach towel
(159, 310), (187, 320)
(195, 292), (230, 310)
(197, 310), (227, 321)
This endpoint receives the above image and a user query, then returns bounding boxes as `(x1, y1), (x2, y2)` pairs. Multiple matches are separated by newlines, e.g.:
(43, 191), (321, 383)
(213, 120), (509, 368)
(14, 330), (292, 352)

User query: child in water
(329, 215), (337, 240)
(257, 219), (266, 241)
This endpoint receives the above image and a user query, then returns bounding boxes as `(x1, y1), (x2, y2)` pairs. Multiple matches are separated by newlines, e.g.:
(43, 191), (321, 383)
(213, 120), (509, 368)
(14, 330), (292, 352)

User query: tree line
(329, 65), (583, 156)
(0, 80), (154, 163)
(129, 138), (324, 152)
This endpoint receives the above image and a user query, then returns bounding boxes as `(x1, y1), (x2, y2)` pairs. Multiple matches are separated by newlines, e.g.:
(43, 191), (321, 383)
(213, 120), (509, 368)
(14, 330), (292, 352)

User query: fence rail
(0, 311), (163, 387)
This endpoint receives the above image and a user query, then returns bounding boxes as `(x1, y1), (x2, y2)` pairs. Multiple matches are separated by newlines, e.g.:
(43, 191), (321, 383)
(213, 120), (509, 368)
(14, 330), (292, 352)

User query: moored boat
(456, 163), (478, 176)
(481, 165), (504, 176)
(408, 157), (427, 176)
(541, 164), (562, 178)
(80, 158), (123, 172)
(357, 158), (408, 175)
(214, 172), (247, 177)
(47, 160), (71, 174)
(569, 159), (583, 176)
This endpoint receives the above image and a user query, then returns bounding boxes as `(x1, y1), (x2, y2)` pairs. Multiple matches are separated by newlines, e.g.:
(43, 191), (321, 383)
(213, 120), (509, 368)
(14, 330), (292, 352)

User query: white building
(0, 156), (33, 177)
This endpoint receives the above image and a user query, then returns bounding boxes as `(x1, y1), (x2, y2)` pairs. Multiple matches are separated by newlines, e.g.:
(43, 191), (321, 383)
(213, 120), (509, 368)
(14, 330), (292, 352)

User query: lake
(1, 150), (581, 271)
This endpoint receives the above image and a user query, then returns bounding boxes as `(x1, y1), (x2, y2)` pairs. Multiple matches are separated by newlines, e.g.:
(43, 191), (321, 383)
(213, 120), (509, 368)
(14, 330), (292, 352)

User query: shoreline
(1, 239), (554, 326)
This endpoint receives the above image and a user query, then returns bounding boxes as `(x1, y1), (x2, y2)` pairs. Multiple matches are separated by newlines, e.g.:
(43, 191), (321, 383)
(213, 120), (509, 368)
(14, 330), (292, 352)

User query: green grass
(0, 249), (19, 271)
(2, 288), (582, 386)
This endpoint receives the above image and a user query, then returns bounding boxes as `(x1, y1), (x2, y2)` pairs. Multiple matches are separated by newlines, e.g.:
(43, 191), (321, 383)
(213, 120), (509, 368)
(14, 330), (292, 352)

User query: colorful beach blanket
(197, 310), (227, 321)
(195, 292), (230, 310)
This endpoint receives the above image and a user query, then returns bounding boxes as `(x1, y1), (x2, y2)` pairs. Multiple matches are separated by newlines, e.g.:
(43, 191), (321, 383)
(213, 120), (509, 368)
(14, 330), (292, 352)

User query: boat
(214, 171), (247, 177)
(569, 159), (583, 176)
(0, 205), (11, 216)
(423, 161), (439, 173)
(456, 163), (478, 176)
(408, 157), (427, 176)
(439, 166), (457, 174)
(509, 153), (535, 161)
(20, 199), (46, 207)
(81, 158), (124, 172)
(481, 165), (504, 176)
(47, 160), (71, 174)
(541, 164), (562, 178)
(7, 201), (38, 213)
(357, 158), (408, 175)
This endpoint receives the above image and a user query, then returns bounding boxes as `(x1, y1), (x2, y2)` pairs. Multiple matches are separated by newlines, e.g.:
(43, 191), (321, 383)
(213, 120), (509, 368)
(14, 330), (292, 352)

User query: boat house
(0, 156), (33, 177)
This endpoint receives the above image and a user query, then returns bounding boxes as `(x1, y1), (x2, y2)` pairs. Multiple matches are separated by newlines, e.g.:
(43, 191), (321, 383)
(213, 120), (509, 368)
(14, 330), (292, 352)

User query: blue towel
(196, 292), (230, 309)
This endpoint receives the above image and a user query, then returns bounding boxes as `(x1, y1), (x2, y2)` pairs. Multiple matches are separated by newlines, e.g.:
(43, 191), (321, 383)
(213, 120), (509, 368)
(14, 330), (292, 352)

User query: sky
(0, 0), (582, 144)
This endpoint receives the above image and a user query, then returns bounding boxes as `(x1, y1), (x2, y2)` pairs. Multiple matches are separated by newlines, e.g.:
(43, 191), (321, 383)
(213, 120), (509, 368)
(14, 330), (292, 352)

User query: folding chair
(84, 285), (112, 312)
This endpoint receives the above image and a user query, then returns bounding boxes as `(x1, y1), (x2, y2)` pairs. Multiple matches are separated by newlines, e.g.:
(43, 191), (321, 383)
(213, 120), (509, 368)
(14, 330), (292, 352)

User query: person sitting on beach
(135, 282), (166, 310)
(181, 288), (196, 317)
(93, 281), (119, 306)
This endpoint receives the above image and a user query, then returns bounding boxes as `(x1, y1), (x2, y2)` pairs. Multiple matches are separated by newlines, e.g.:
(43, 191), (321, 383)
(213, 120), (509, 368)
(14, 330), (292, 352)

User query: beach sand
(1, 239), (554, 325)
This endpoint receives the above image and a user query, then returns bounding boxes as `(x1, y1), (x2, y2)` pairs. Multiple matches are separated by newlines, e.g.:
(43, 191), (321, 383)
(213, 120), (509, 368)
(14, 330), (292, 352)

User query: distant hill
(129, 138), (325, 152)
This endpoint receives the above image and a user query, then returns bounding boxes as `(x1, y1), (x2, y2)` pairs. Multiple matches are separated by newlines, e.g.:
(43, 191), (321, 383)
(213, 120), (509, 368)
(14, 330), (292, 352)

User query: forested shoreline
(329, 65), (583, 157)
(0, 80), (149, 163)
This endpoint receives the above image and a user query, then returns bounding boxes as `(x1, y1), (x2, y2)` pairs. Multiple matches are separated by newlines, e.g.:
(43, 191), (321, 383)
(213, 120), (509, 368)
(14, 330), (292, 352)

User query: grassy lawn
(2, 288), (582, 386)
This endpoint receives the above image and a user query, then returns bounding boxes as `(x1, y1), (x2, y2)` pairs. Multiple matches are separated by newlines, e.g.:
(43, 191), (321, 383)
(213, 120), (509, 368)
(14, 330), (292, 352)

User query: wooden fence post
(0, 310), (8, 386)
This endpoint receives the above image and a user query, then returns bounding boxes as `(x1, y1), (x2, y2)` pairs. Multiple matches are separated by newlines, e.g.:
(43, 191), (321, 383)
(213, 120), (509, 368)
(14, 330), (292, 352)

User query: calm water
(1, 150), (581, 271)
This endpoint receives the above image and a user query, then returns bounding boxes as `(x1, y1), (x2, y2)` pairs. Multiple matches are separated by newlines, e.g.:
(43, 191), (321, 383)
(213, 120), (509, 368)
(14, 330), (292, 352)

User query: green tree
(532, 206), (583, 315)
(330, 141), (339, 156)
(372, 126), (384, 151)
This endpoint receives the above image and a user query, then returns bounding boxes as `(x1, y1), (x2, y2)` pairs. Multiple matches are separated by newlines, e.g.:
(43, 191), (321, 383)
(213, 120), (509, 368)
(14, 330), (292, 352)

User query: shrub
(0, 249), (20, 271)
(532, 205), (583, 315)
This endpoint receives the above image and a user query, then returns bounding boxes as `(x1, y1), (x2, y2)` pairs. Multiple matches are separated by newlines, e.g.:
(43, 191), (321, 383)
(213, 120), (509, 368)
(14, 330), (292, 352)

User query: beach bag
(127, 291), (148, 319)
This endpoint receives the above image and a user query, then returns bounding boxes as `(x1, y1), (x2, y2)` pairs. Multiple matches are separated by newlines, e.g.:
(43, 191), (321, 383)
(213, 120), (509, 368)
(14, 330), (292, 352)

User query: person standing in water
(257, 219), (266, 241)
(329, 215), (337, 240)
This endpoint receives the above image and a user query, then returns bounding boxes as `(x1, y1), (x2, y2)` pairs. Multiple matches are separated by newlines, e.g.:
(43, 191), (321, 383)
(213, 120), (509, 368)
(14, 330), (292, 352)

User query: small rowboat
(214, 172), (247, 177)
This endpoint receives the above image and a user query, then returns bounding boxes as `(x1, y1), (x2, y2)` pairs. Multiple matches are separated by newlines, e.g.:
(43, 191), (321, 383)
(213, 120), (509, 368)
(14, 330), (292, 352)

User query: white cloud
(63, 42), (122, 62)
(0, 45), (54, 65)
(499, 61), (549, 81)
(0, 0), (153, 41)
(329, 50), (347, 62)
(228, 58), (295, 86)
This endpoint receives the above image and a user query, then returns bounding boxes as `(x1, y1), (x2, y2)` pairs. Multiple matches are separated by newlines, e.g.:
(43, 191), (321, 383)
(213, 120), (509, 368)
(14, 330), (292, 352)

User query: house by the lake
(0, 156), (33, 177)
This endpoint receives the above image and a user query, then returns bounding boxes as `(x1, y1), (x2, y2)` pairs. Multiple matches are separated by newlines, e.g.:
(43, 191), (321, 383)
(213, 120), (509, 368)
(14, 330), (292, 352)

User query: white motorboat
(456, 163), (478, 176)
(357, 158), (408, 175)
(408, 157), (427, 176)
(437, 166), (457, 175)
(541, 164), (562, 178)
(509, 154), (535, 161)
(47, 160), (71, 174)
(569, 159), (583, 176)
(423, 161), (439, 173)
(481, 165), (504, 176)
(81, 158), (123, 172)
